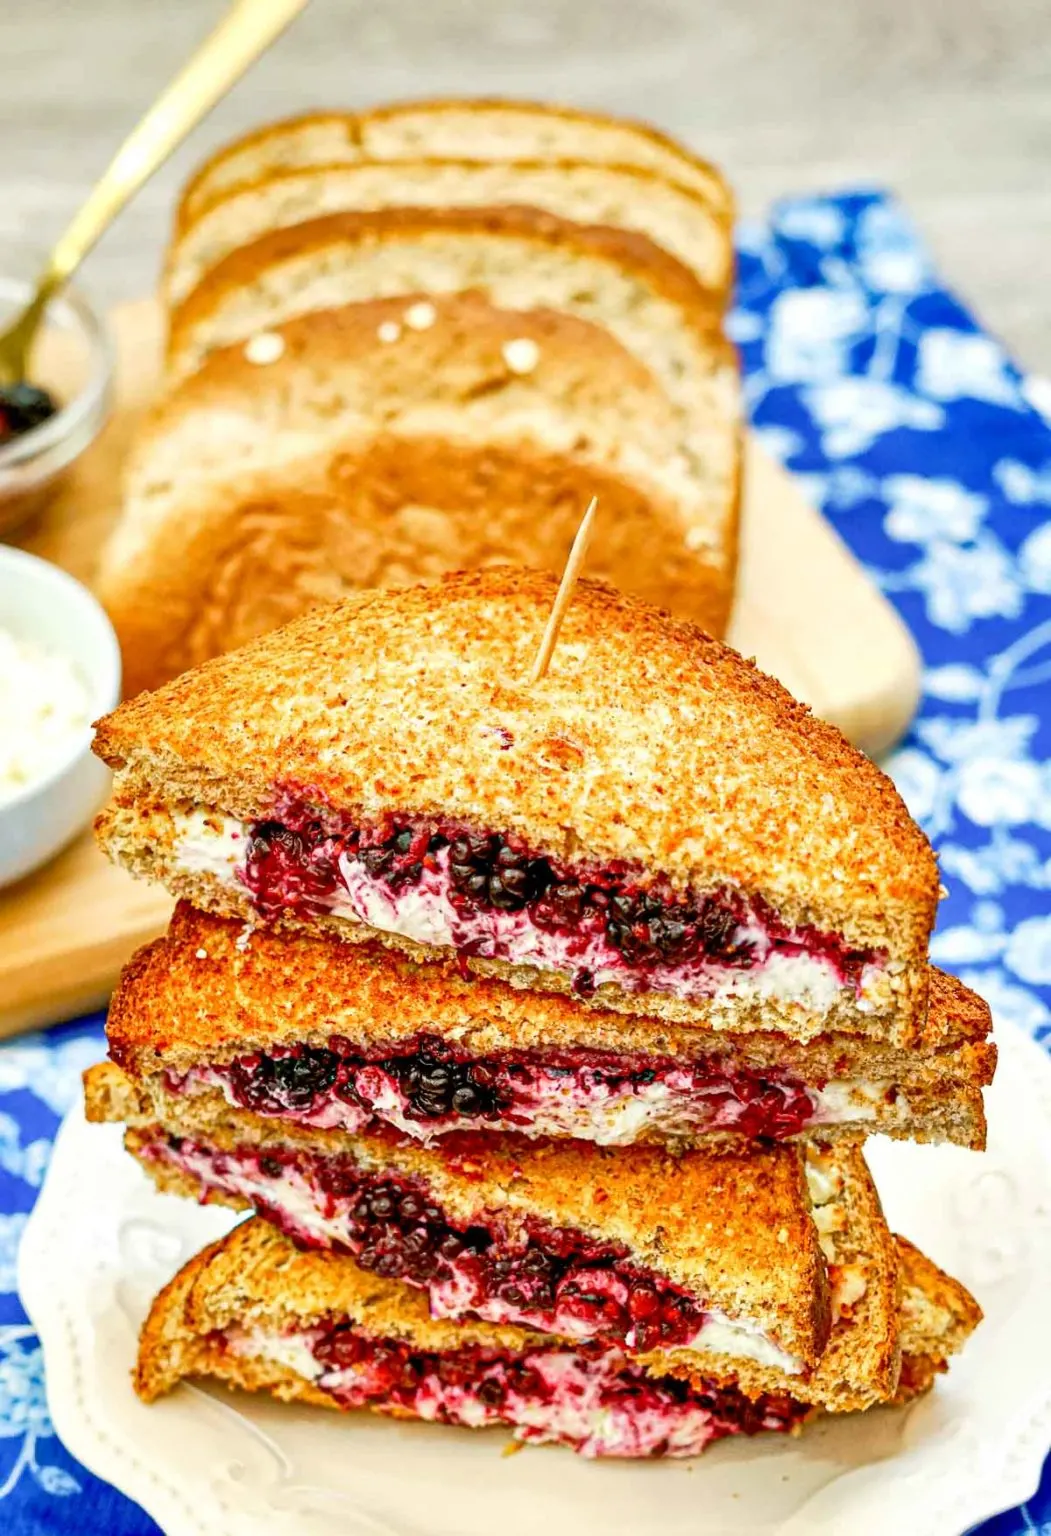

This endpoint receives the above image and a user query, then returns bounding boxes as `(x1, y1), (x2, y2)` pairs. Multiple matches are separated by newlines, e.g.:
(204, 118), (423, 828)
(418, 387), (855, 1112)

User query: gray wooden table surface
(1, 0), (1049, 369)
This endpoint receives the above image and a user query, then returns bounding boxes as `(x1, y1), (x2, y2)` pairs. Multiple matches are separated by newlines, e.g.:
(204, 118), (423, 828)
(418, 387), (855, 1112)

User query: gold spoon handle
(39, 0), (310, 302)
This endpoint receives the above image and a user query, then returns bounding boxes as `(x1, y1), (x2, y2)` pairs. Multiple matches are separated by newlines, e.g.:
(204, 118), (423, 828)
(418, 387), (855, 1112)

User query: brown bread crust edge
(174, 98), (735, 234)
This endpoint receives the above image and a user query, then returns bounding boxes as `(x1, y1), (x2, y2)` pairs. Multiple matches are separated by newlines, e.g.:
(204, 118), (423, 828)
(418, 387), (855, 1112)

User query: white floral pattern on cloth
(1, 190), (1050, 1534)
(738, 192), (1051, 1536)
(0, 1023), (102, 1526)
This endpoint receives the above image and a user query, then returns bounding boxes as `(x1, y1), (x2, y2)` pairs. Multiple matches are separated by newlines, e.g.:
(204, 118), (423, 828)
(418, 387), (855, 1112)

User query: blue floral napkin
(3, 190), (1051, 1535)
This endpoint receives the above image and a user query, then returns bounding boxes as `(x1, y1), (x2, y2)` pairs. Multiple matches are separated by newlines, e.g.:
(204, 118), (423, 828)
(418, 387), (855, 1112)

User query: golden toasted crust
(174, 98), (734, 233)
(895, 1235), (983, 1359)
(134, 1231), (224, 1402)
(667, 1140), (902, 1412)
(105, 904), (993, 1151)
(133, 1222), (434, 1417)
(85, 1060), (830, 1369)
(923, 968), (995, 1054)
(163, 157), (732, 308)
(93, 570), (939, 1005)
(167, 203), (724, 380)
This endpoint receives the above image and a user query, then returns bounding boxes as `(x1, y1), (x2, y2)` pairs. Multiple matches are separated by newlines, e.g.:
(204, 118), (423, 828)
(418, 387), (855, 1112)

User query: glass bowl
(0, 266), (114, 537)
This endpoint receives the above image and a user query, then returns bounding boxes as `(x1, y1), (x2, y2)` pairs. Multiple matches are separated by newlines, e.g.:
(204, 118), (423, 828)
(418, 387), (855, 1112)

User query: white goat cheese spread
(0, 629), (92, 806)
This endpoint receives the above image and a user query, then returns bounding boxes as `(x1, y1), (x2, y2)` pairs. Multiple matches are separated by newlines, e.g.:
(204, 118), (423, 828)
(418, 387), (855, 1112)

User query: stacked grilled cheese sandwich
(96, 99), (741, 697)
(87, 568), (989, 1459)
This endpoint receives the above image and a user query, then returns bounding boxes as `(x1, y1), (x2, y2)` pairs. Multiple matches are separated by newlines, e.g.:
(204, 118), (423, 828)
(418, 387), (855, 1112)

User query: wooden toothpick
(528, 497), (599, 684)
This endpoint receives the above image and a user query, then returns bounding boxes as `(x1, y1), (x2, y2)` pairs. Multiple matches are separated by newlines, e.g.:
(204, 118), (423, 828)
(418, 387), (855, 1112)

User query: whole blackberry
(605, 892), (682, 965)
(604, 891), (741, 967)
(485, 1246), (558, 1310)
(393, 1039), (507, 1121)
(234, 1046), (338, 1111)
(692, 901), (744, 961)
(0, 381), (58, 443)
(447, 832), (552, 912)
(269, 1048), (339, 1105)
(342, 1178), (474, 1285)
(359, 824), (440, 887)
(243, 820), (344, 914)
(353, 1184), (403, 1224)
(404, 1057), (455, 1116)
(532, 881), (588, 929)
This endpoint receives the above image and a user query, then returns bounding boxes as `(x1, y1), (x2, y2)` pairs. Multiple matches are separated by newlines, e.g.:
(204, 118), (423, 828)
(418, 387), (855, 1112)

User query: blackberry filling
(231, 1046), (340, 1113)
(236, 801), (875, 987)
(223, 1037), (510, 1124)
(299, 1325), (807, 1452)
(190, 1036), (818, 1141)
(447, 832), (552, 912)
(160, 1138), (720, 1354)
(397, 1042), (505, 1120)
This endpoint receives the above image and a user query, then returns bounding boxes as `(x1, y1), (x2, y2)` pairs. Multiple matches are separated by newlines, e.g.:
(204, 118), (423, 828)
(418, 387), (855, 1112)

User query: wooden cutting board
(0, 299), (920, 1037)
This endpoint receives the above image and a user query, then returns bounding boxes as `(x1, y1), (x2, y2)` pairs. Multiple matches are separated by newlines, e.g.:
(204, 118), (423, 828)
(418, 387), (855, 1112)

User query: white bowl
(0, 547), (121, 888)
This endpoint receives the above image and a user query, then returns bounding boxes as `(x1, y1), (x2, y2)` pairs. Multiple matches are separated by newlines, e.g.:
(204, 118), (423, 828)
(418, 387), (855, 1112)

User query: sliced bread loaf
(161, 208), (737, 549)
(100, 293), (738, 694)
(175, 97), (732, 232)
(163, 159), (733, 309)
(166, 205), (723, 396)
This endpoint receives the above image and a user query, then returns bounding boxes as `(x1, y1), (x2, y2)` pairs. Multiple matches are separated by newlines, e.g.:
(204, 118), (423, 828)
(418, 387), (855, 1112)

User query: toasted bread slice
(892, 1236), (984, 1401)
(165, 205), (725, 387)
(133, 1215), (978, 1451)
(106, 905), (993, 1150)
(163, 158), (731, 309)
(102, 292), (738, 695)
(86, 1060), (906, 1409)
(133, 1218), (810, 1459)
(175, 99), (733, 235)
(94, 570), (939, 1046)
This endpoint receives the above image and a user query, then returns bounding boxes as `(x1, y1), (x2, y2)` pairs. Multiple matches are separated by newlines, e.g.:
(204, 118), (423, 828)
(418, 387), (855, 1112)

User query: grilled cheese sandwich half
(93, 570), (940, 1048)
(107, 904), (993, 1151)
(135, 1216), (979, 1454)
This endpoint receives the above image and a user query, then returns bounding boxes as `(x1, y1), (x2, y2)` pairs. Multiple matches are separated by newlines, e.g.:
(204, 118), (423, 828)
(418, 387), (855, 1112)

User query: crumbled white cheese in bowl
(0, 547), (121, 888)
(0, 630), (92, 807)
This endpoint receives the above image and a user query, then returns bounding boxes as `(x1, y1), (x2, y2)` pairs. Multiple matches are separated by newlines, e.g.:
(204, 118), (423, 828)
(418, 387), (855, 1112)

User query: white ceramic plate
(20, 1016), (1051, 1536)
